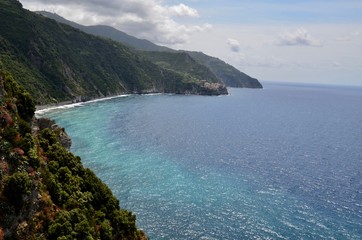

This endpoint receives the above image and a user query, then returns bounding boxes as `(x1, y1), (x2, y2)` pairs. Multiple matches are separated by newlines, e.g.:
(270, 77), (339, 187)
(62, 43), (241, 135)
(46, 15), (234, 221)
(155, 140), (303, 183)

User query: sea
(36, 82), (362, 239)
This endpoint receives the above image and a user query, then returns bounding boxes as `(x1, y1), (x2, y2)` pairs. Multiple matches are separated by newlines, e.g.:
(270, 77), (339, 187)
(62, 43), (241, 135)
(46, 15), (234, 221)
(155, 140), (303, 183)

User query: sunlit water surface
(38, 83), (362, 239)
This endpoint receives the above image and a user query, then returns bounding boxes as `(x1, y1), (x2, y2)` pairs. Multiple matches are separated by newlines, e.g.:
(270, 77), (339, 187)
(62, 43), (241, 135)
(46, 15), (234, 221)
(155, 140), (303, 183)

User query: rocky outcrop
(1, 67), (145, 240)
(33, 118), (72, 150)
(197, 81), (228, 95)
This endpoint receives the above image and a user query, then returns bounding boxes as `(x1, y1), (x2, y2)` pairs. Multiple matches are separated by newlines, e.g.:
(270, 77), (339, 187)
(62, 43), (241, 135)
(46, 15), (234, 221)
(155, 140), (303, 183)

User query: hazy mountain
(36, 11), (173, 52)
(0, 1), (227, 104)
(187, 51), (263, 88)
(139, 51), (219, 83)
(36, 11), (262, 89)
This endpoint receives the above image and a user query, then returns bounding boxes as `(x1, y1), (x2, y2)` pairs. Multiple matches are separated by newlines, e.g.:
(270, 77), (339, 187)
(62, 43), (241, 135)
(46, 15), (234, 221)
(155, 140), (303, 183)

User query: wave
(35, 94), (130, 116)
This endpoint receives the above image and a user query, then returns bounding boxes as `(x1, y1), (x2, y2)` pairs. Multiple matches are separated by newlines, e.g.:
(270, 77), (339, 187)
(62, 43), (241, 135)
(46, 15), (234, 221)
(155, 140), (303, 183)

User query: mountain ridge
(36, 11), (262, 89)
(0, 1), (227, 105)
(35, 11), (174, 53)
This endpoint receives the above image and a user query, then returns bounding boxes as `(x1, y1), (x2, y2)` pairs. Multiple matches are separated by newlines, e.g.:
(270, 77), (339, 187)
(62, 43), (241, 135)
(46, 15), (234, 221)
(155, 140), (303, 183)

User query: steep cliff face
(0, 0), (226, 105)
(36, 11), (263, 89)
(0, 70), (146, 239)
(187, 51), (263, 88)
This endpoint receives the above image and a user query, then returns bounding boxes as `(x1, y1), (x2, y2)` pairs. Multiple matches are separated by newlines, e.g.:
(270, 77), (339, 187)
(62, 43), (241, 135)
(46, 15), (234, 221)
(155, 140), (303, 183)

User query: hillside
(187, 51), (263, 88)
(36, 11), (173, 53)
(34, 11), (222, 88)
(139, 51), (219, 83)
(0, 0), (226, 105)
(36, 11), (262, 89)
(0, 69), (146, 239)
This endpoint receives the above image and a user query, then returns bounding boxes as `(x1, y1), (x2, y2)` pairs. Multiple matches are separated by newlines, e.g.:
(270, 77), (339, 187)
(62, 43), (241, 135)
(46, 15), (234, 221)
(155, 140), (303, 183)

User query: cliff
(186, 51), (263, 88)
(0, 69), (146, 239)
(36, 11), (263, 89)
(0, 0), (226, 105)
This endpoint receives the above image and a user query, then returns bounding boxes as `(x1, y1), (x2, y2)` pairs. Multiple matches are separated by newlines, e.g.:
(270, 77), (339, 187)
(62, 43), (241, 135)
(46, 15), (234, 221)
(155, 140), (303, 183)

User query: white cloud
(277, 28), (322, 46)
(168, 3), (199, 17)
(20, 0), (209, 45)
(227, 38), (241, 52)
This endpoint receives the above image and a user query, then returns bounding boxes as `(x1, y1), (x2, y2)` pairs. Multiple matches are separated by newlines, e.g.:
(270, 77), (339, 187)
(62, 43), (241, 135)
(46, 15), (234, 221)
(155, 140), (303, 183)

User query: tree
(3, 172), (33, 211)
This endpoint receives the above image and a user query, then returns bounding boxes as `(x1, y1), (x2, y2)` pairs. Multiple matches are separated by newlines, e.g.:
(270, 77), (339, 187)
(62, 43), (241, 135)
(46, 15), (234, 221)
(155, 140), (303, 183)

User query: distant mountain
(139, 51), (219, 83)
(36, 11), (173, 52)
(187, 51), (263, 88)
(0, 1), (227, 104)
(36, 11), (262, 89)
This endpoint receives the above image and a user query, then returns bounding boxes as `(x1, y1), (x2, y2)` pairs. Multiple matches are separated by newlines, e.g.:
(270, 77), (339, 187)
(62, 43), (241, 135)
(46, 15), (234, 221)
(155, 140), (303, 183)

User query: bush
(47, 209), (94, 240)
(38, 128), (59, 151)
(19, 132), (33, 153)
(18, 118), (31, 135)
(3, 172), (33, 211)
(3, 72), (35, 122)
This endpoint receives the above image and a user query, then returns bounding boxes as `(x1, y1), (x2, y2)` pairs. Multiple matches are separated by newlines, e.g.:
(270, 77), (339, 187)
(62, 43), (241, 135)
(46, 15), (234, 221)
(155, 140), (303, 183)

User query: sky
(20, 0), (362, 86)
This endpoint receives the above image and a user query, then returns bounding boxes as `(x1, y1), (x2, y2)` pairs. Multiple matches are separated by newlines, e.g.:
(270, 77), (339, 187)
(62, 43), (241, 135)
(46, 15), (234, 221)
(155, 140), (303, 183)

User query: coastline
(35, 94), (131, 116)
(35, 82), (231, 115)
(35, 87), (233, 117)
(34, 90), (230, 116)
(35, 100), (74, 111)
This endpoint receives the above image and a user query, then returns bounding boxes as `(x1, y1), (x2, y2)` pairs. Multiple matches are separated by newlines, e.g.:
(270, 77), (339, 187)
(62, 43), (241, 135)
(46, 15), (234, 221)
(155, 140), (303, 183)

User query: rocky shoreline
(35, 85), (228, 113)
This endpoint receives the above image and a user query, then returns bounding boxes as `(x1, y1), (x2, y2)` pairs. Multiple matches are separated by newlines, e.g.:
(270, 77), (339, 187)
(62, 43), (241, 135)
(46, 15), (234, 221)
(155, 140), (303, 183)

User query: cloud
(277, 28), (322, 46)
(20, 0), (209, 45)
(168, 3), (199, 17)
(227, 38), (241, 52)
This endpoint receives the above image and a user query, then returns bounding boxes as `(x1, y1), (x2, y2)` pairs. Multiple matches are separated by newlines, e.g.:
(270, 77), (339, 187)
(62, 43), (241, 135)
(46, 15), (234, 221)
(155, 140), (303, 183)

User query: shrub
(47, 209), (94, 240)
(38, 128), (59, 152)
(3, 72), (35, 122)
(3, 172), (33, 211)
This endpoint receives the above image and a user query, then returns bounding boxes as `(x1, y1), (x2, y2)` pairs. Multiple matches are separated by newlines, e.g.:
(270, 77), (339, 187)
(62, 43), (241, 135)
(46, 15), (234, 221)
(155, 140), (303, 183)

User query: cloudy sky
(20, 0), (362, 86)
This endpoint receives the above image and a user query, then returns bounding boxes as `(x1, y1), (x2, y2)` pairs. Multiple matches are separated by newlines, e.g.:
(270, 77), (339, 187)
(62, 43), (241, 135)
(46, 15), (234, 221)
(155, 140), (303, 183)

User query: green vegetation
(0, 0), (225, 105)
(139, 51), (219, 83)
(0, 69), (146, 239)
(2, 70), (35, 121)
(36, 11), (172, 53)
(187, 51), (263, 88)
(36, 11), (262, 89)
(3, 172), (33, 212)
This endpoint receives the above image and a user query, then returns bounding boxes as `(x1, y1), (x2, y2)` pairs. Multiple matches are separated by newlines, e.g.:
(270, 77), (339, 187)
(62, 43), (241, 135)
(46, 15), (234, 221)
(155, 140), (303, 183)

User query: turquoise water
(37, 83), (362, 239)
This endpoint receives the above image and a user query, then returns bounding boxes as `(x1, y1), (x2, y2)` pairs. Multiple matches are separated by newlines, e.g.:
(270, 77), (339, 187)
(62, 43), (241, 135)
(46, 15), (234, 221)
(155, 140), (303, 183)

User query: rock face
(197, 81), (228, 95)
(33, 118), (72, 150)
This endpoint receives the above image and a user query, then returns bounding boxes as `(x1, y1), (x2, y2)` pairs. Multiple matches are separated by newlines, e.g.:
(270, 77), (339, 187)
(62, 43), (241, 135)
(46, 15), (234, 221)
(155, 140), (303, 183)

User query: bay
(38, 83), (362, 239)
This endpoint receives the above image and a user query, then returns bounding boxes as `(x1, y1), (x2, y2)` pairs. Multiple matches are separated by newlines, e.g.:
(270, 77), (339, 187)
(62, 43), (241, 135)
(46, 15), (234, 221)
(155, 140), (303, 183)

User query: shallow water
(39, 83), (362, 239)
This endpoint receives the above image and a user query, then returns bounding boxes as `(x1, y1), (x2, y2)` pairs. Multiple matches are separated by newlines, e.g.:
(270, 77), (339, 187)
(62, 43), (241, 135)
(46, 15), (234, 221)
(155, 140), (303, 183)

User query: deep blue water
(37, 83), (362, 239)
